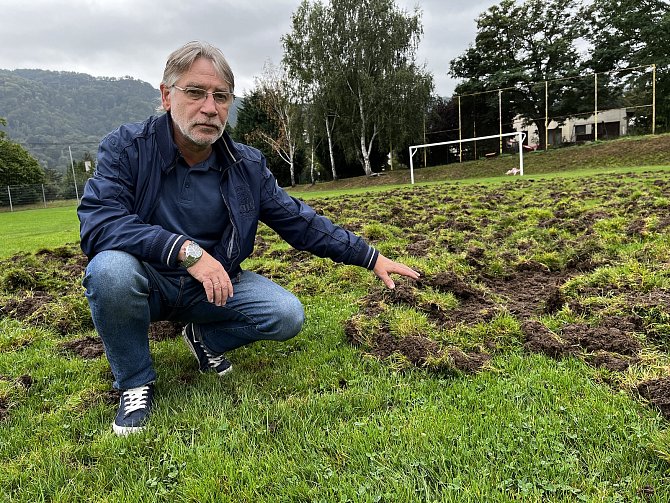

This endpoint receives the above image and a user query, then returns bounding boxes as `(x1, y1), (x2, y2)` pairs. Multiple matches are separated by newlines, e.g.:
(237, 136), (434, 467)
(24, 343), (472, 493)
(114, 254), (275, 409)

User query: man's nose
(200, 94), (218, 114)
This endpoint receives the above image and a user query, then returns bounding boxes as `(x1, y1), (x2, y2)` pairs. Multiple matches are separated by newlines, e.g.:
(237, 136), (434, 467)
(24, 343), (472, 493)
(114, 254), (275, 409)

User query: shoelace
(203, 348), (228, 367)
(122, 386), (151, 416)
(191, 326), (227, 367)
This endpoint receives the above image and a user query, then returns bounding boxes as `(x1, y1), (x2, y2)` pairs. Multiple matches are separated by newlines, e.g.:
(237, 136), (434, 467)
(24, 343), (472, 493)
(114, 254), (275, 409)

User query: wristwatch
(180, 241), (203, 268)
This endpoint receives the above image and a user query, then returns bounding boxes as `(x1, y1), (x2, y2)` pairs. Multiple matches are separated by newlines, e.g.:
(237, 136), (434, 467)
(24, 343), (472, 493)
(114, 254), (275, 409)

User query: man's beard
(178, 119), (227, 147)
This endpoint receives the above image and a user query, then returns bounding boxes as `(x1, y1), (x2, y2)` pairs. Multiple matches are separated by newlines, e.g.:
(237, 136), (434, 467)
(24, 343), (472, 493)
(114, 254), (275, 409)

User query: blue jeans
(83, 250), (305, 390)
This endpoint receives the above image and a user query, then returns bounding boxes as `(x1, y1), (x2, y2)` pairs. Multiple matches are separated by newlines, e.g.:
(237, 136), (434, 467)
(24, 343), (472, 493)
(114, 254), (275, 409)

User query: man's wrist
(178, 240), (191, 262)
(179, 241), (203, 268)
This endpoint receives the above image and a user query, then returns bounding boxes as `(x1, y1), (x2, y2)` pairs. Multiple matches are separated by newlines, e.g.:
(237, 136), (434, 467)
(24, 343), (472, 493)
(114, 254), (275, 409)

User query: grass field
(1, 143), (670, 501)
(0, 204), (80, 258)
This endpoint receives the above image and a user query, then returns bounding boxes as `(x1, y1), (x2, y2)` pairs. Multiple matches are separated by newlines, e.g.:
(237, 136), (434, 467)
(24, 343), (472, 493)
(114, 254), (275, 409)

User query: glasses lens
(184, 88), (207, 100)
(213, 92), (232, 104)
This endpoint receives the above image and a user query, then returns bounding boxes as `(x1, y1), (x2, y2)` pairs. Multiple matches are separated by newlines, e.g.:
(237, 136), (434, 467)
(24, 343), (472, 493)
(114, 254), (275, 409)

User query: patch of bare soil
(421, 271), (484, 300)
(586, 352), (636, 372)
(521, 317), (642, 372)
(447, 349), (492, 373)
(344, 316), (491, 373)
(0, 291), (54, 320)
(353, 269), (645, 374)
(562, 317), (641, 355)
(150, 321), (184, 341)
(636, 378), (670, 419)
(521, 320), (572, 359)
(405, 236), (433, 257)
(485, 268), (569, 319)
(0, 374), (34, 422)
(368, 331), (442, 366)
(60, 336), (105, 359)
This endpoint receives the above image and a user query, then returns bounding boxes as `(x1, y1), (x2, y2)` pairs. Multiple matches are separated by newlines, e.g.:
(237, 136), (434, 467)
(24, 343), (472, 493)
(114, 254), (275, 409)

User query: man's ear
(160, 84), (171, 112)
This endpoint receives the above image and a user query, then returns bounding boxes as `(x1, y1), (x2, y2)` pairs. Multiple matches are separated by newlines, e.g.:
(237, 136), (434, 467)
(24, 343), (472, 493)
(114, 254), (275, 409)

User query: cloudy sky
(0, 0), (499, 97)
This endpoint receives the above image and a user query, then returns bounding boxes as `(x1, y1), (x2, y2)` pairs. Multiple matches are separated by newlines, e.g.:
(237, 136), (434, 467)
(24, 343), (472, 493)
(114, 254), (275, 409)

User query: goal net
(408, 131), (527, 184)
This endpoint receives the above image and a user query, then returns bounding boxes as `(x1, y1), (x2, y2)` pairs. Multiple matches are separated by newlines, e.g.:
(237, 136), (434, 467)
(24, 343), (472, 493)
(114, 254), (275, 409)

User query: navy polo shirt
(150, 151), (227, 274)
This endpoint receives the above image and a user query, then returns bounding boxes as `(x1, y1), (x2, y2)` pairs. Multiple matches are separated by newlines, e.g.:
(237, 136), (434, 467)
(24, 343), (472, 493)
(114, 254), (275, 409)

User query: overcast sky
(0, 0), (499, 98)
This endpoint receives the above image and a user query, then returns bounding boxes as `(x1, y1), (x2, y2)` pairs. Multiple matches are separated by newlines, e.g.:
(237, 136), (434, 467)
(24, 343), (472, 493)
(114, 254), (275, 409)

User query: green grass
(0, 204), (80, 258)
(2, 147), (670, 501)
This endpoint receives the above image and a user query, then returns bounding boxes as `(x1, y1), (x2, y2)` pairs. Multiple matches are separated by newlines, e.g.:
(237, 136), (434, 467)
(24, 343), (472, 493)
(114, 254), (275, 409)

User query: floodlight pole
(458, 95), (462, 163)
(518, 131), (524, 176)
(594, 73), (598, 141)
(69, 146), (79, 202)
(652, 64), (656, 135)
(499, 90), (503, 155)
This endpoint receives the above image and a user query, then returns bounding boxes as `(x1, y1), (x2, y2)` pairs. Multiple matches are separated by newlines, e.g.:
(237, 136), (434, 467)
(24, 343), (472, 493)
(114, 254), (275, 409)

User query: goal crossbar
(408, 131), (527, 184)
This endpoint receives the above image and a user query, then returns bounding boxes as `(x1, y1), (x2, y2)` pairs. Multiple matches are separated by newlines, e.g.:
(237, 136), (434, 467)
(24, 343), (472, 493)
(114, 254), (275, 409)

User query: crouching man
(77, 41), (419, 435)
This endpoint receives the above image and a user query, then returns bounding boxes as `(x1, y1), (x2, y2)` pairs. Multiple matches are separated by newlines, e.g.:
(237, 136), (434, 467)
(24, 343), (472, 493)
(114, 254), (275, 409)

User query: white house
(514, 107), (632, 148)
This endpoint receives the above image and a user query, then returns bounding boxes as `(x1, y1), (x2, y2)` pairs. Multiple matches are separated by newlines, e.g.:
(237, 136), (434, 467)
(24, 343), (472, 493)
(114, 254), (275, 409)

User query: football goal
(408, 131), (527, 184)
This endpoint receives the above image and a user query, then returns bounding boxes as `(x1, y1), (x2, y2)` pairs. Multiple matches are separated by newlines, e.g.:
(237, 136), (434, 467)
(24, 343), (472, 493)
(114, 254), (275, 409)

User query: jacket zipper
(219, 173), (238, 261)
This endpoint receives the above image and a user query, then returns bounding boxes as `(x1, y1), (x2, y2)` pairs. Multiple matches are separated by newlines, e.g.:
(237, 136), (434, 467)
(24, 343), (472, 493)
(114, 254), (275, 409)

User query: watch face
(187, 242), (202, 258)
(181, 242), (203, 268)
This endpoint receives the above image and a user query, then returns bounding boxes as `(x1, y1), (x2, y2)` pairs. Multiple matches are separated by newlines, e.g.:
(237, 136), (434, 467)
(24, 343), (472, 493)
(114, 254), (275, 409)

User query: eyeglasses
(172, 85), (235, 105)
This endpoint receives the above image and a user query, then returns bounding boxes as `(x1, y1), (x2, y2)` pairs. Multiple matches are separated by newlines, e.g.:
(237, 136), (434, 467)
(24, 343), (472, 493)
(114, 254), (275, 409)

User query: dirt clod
(636, 378), (670, 419)
(60, 336), (105, 359)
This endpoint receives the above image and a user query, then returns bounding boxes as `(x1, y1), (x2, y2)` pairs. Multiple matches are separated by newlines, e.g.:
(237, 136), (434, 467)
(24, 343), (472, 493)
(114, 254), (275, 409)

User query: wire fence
(0, 182), (86, 212)
(423, 64), (660, 168)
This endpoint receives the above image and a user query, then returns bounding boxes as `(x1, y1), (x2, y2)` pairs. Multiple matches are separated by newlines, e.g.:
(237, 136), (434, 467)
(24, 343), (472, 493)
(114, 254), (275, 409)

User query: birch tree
(283, 0), (431, 177)
(250, 62), (302, 187)
(283, 0), (340, 180)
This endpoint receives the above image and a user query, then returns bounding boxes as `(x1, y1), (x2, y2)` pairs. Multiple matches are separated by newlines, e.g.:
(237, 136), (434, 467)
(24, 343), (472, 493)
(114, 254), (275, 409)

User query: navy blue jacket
(78, 113), (379, 276)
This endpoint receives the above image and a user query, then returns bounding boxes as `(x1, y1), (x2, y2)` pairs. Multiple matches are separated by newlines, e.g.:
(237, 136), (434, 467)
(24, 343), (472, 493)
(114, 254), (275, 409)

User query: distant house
(514, 107), (632, 148)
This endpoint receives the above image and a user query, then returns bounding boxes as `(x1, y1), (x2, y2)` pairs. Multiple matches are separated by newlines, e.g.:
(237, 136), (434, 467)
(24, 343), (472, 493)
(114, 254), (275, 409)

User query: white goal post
(408, 131), (527, 184)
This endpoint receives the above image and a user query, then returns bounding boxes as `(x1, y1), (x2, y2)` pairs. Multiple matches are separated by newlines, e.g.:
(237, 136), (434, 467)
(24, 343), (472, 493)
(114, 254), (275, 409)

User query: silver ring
(213, 281), (220, 285)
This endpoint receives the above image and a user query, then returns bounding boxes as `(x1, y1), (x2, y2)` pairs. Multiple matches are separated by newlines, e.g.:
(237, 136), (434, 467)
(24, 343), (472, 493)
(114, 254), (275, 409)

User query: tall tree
(249, 62), (303, 187)
(586, 0), (670, 131)
(0, 126), (45, 187)
(233, 90), (293, 187)
(450, 0), (588, 148)
(283, 0), (432, 176)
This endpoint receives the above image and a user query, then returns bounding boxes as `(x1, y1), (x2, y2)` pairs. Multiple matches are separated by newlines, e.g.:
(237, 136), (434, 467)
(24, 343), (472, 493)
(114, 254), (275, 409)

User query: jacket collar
(154, 112), (240, 173)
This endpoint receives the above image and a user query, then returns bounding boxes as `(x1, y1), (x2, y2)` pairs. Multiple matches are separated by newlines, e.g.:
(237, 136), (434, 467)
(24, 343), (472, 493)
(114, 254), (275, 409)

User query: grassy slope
(289, 133), (670, 193)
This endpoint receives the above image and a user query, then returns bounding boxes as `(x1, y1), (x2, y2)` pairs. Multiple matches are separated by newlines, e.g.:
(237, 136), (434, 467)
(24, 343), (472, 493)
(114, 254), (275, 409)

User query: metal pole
(69, 146), (79, 202)
(499, 89), (503, 154)
(652, 64), (656, 135)
(7, 186), (13, 212)
(594, 73), (598, 141)
(409, 147), (415, 185)
(42, 184), (47, 208)
(458, 95), (462, 163)
(518, 132), (524, 176)
(545, 80), (549, 150)
(423, 112), (427, 168)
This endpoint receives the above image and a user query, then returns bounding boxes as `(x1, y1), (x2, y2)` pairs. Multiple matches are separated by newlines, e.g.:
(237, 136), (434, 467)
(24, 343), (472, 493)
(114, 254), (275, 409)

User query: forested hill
(0, 69), (159, 170)
(0, 68), (239, 171)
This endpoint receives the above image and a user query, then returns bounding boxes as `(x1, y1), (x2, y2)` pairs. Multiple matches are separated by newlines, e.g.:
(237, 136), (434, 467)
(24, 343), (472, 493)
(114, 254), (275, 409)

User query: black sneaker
(113, 384), (154, 436)
(182, 323), (233, 376)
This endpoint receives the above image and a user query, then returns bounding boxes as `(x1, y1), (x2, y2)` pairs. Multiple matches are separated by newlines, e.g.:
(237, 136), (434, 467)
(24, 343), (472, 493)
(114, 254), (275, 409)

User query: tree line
(232, 0), (669, 186)
(1, 0), (668, 191)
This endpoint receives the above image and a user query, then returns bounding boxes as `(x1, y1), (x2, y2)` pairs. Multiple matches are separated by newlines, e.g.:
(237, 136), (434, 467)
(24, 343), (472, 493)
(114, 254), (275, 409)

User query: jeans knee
(84, 250), (148, 299)
(272, 296), (305, 341)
